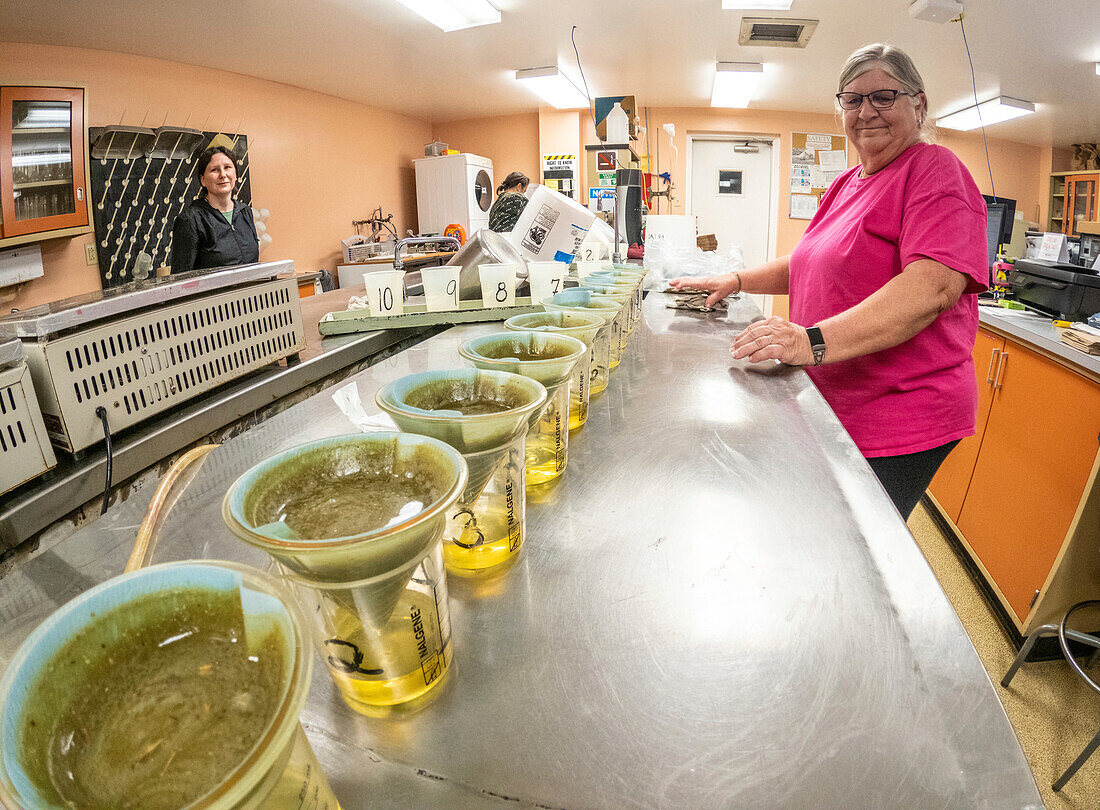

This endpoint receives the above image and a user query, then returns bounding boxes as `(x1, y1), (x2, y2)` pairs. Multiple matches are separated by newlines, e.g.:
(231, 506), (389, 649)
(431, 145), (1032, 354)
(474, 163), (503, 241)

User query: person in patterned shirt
(488, 171), (530, 232)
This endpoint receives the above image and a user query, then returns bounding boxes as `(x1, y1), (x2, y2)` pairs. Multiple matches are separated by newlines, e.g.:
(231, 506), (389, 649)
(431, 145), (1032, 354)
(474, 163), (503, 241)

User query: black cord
(95, 406), (113, 515)
(958, 14), (996, 198)
(571, 25), (626, 172)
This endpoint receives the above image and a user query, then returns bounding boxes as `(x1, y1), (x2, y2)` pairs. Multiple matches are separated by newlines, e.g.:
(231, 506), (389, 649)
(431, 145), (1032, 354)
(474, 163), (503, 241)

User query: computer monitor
(981, 194), (1016, 245)
(985, 202), (1007, 281)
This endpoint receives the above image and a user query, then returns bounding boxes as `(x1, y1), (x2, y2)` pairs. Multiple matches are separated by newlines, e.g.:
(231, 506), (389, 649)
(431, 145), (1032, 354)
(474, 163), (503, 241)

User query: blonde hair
(838, 43), (931, 135)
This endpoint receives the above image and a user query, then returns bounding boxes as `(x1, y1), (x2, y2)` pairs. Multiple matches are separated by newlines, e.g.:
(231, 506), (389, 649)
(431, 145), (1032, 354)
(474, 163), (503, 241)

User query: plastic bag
(641, 234), (744, 290)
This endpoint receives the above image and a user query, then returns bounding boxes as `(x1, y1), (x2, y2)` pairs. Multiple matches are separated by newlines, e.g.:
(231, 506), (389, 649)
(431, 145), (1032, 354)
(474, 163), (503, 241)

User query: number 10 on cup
(421, 266), (461, 312)
(478, 263), (518, 308)
(364, 270), (405, 316)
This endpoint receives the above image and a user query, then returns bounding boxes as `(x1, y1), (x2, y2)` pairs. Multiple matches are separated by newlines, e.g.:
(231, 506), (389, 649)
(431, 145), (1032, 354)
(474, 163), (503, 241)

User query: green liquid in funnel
(429, 398), (513, 415)
(22, 589), (284, 810)
(273, 470), (437, 539)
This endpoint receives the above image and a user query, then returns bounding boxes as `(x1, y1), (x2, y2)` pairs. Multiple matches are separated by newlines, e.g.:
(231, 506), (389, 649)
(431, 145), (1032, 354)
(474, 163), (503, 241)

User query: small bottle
(606, 102), (629, 144)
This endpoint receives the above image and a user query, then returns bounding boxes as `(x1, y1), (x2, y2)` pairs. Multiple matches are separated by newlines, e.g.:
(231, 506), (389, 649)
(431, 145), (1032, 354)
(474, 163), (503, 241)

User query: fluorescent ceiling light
(393, 0), (500, 32)
(722, 1), (794, 8)
(936, 96), (1035, 131)
(515, 67), (589, 109)
(711, 62), (764, 108)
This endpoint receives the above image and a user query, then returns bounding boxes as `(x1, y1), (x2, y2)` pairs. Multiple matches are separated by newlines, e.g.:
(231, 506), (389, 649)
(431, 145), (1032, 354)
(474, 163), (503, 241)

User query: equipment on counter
(1007, 258), (1100, 322)
(614, 168), (646, 252)
(414, 153), (494, 237)
(0, 261), (305, 454)
(0, 339), (57, 497)
(444, 228), (529, 300)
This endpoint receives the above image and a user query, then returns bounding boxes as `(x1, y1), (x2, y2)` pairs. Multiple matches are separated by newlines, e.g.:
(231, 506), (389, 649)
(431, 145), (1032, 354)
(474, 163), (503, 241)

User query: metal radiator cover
(23, 277), (304, 453)
(0, 363), (58, 496)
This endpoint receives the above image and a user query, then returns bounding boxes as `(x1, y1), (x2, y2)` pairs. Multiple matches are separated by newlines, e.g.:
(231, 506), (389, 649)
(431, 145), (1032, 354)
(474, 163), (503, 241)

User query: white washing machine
(414, 153), (494, 238)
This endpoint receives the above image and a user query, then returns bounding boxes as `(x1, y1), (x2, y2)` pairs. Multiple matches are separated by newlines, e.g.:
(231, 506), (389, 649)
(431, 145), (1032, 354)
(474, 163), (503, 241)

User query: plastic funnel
(541, 290), (621, 325)
(504, 310), (605, 347)
(0, 561), (338, 809)
(224, 433), (467, 630)
(458, 331), (587, 398)
(376, 369), (547, 504)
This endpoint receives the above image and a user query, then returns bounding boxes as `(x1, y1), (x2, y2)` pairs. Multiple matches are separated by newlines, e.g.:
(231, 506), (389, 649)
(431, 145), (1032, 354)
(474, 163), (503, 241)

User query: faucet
(393, 236), (461, 272)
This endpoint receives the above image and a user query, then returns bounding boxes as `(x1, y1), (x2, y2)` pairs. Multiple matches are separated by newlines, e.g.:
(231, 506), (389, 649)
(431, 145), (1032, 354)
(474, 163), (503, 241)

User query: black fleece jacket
(170, 197), (259, 273)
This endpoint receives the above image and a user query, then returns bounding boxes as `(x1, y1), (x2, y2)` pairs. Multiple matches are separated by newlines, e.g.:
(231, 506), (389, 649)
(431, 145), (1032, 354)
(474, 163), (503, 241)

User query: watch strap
(806, 325), (826, 366)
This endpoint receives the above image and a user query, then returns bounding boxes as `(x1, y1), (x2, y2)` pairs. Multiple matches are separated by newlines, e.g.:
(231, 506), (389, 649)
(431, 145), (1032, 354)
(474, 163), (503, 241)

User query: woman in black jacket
(170, 146), (259, 273)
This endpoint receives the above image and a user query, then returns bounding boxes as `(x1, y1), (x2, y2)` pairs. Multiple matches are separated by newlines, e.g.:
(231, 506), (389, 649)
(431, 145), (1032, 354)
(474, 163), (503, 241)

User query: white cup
(420, 266), (461, 312)
(478, 263), (518, 308)
(363, 270), (405, 317)
(576, 240), (607, 263)
(576, 260), (603, 279)
(527, 261), (567, 304)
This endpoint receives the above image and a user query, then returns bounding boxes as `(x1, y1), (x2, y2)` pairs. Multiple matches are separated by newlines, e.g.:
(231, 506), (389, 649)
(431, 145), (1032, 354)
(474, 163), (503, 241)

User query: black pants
(867, 440), (960, 520)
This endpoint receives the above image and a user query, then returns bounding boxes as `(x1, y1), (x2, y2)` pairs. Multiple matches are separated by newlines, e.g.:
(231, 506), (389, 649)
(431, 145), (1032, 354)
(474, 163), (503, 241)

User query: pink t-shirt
(789, 141), (988, 458)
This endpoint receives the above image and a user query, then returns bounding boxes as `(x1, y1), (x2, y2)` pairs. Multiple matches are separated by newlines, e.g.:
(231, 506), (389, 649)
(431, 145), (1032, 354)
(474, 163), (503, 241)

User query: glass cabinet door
(0, 87), (88, 238)
(1068, 176), (1097, 238)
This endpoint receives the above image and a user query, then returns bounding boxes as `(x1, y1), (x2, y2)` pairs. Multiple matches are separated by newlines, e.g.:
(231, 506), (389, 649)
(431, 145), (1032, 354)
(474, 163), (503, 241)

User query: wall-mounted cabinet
(1048, 171), (1099, 238)
(0, 86), (92, 248)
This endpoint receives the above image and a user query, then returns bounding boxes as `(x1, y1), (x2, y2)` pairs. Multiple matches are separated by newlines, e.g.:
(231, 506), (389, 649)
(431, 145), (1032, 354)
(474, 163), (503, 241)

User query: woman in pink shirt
(671, 43), (987, 518)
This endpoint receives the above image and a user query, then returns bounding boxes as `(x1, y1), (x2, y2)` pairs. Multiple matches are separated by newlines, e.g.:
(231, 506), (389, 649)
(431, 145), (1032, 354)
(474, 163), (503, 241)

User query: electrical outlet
(84, 243), (96, 265)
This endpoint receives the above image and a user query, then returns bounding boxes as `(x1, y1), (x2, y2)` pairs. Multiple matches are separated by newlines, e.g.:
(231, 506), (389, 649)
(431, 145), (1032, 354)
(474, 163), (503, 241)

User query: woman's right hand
(668, 273), (741, 308)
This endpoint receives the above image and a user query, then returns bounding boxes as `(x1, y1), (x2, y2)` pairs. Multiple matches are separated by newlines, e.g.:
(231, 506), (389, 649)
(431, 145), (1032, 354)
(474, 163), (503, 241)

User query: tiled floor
(908, 503), (1100, 810)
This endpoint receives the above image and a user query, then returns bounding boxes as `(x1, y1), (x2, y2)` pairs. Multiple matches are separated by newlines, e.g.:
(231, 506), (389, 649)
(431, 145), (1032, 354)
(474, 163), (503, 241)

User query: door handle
(985, 348), (1000, 385)
(993, 351), (1008, 390)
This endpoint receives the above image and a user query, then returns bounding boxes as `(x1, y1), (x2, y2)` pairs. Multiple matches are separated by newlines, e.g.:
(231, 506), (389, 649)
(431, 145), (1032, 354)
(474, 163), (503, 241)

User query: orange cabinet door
(928, 328), (1004, 523)
(957, 343), (1100, 623)
(0, 86), (88, 238)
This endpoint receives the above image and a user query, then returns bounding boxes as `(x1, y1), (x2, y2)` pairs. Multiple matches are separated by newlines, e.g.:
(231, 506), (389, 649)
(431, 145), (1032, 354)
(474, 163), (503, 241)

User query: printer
(1007, 258), (1100, 321)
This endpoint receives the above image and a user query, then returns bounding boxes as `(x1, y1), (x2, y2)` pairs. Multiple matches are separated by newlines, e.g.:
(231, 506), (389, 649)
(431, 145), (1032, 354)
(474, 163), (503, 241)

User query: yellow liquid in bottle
(526, 399), (565, 486)
(569, 362), (589, 431)
(443, 490), (523, 573)
(322, 589), (451, 713)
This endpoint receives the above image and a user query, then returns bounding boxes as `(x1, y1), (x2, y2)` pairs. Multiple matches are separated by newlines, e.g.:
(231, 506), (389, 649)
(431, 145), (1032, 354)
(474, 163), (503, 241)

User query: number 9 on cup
(478, 263), (517, 309)
(420, 266), (461, 312)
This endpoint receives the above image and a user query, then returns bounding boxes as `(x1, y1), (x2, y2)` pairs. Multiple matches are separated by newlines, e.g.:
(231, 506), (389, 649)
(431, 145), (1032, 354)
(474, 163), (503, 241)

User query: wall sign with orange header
(789, 132), (847, 220)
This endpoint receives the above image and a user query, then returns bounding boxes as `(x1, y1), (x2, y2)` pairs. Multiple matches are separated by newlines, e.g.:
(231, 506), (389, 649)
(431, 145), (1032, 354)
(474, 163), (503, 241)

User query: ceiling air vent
(738, 17), (819, 48)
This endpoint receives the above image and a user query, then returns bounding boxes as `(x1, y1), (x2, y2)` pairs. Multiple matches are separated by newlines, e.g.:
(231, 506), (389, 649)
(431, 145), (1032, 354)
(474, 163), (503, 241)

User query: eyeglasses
(835, 89), (917, 111)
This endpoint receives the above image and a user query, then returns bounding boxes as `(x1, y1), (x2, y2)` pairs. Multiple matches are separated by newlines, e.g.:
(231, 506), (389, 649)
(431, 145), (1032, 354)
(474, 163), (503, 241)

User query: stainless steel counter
(0, 294), (1042, 808)
(0, 288), (434, 552)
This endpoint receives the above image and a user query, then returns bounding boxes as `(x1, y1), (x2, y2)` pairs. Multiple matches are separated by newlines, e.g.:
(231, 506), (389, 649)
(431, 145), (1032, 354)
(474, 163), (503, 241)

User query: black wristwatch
(806, 326), (826, 366)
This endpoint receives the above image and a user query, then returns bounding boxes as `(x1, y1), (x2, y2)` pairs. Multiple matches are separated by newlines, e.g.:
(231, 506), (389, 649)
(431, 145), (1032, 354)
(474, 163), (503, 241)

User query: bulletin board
(89, 130), (252, 288)
(789, 132), (847, 220)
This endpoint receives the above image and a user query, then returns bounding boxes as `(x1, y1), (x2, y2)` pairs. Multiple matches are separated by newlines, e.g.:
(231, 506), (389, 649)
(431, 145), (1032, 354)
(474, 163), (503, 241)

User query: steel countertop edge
(0, 294), (1042, 808)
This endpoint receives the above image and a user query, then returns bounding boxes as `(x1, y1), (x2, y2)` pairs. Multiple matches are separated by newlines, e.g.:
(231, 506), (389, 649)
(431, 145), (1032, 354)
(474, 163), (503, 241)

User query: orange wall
(1, 43), (431, 311)
(431, 112), (540, 190)
(642, 107), (1046, 259)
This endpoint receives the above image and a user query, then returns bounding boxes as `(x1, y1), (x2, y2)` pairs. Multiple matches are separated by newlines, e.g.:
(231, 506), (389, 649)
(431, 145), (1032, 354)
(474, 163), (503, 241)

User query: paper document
(790, 194), (818, 220)
(818, 149), (847, 170)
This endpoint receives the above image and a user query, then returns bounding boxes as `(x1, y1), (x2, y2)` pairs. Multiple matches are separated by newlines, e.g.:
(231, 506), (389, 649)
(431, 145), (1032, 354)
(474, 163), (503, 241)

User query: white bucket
(505, 184), (597, 265)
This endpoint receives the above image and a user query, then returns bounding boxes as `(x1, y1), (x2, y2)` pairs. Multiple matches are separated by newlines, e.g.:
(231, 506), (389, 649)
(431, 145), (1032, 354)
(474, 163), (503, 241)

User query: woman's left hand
(731, 317), (814, 365)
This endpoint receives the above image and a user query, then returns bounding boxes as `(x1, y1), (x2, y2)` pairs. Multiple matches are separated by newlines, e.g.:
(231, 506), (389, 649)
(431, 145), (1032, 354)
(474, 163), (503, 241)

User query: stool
(1002, 600), (1100, 792)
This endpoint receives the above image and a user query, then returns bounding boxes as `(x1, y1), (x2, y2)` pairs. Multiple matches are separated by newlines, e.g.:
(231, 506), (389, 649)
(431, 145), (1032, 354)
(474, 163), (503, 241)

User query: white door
(689, 138), (774, 313)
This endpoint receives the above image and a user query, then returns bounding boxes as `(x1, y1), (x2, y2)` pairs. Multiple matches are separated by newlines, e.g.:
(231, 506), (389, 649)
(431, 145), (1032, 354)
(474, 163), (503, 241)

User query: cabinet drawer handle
(993, 351), (1008, 390)
(985, 348), (1000, 384)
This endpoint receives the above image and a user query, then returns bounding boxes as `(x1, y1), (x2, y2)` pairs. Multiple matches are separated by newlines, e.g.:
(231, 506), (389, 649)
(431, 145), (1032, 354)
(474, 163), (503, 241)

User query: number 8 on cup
(478, 263), (518, 309)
